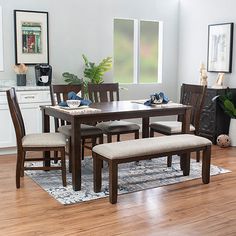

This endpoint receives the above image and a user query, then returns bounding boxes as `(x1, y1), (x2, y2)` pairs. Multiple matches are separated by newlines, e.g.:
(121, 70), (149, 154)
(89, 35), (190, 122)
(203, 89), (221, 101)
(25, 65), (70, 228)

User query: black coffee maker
(35, 64), (52, 86)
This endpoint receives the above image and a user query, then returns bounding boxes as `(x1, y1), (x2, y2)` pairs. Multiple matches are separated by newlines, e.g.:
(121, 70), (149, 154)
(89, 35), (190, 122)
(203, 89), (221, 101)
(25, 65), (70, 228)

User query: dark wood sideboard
(199, 88), (236, 144)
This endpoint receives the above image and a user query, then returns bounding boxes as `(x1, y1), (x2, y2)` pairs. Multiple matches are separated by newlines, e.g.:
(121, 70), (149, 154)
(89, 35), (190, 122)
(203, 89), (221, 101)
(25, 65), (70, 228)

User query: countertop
(0, 86), (50, 92)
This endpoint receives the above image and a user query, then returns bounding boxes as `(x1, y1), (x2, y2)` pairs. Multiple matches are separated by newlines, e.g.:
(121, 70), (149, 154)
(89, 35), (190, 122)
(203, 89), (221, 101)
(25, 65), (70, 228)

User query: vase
(17, 74), (26, 86)
(229, 118), (236, 146)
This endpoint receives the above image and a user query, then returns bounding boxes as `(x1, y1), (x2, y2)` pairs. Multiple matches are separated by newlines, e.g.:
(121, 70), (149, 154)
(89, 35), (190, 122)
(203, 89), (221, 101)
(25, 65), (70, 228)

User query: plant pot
(229, 118), (236, 146)
(17, 74), (26, 86)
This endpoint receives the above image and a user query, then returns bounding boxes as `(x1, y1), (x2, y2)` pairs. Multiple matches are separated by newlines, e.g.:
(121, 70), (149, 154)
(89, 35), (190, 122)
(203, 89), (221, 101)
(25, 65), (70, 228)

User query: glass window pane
(139, 21), (159, 84)
(0, 6), (3, 71)
(114, 19), (134, 84)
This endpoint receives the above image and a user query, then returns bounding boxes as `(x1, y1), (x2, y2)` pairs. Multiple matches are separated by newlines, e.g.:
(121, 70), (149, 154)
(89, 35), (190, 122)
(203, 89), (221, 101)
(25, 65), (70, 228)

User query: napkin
(144, 92), (169, 106)
(58, 91), (92, 107)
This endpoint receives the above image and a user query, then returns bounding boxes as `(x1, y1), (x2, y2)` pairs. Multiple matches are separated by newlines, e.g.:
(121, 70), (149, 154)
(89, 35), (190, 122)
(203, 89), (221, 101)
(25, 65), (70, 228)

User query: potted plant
(63, 54), (112, 97)
(13, 63), (28, 86)
(217, 90), (236, 146)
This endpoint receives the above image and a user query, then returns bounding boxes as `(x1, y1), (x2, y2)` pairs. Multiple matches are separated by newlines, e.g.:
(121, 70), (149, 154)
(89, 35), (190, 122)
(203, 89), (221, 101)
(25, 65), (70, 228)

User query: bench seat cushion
(150, 121), (195, 134)
(92, 134), (212, 160)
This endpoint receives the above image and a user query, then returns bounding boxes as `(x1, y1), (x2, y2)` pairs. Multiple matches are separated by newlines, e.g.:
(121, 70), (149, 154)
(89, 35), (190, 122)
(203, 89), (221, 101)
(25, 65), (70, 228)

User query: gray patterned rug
(26, 156), (230, 205)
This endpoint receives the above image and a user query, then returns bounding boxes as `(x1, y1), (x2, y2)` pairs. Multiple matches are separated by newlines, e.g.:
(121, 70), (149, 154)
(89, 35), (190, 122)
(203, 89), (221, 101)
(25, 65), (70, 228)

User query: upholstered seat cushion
(58, 124), (103, 137)
(150, 121), (195, 134)
(96, 121), (140, 133)
(92, 134), (212, 160)
(22, 133), (66, 147)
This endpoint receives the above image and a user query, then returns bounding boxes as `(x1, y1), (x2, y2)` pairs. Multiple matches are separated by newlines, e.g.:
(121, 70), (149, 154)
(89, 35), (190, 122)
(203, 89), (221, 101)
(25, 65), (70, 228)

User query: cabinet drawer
(17, 91), (50, 104)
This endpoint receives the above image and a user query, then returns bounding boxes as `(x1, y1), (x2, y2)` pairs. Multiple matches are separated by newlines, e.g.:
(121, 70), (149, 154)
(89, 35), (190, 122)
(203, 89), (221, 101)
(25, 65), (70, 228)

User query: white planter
(229, 118), (236, 146)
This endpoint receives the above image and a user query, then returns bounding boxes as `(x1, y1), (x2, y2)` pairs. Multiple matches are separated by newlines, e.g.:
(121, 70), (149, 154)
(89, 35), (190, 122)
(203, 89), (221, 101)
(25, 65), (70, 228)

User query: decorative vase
(229, 118), (236, 146)
(17, 74), (26, 86)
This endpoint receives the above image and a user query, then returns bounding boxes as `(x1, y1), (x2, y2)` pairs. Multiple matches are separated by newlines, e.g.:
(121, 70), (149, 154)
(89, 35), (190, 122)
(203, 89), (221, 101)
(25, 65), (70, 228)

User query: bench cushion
(92, 134), (212, 160)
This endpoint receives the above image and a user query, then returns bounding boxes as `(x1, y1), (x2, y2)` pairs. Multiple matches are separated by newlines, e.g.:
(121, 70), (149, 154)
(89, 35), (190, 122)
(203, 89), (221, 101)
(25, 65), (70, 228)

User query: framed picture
(14, 10), (49, 65)
(207, 23), (234, 73)
(0, 6), (3, 71)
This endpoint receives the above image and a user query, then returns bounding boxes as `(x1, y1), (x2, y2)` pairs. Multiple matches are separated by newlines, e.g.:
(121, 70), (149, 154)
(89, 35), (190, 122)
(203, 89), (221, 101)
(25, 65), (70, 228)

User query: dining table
(41, 100), (192, 191)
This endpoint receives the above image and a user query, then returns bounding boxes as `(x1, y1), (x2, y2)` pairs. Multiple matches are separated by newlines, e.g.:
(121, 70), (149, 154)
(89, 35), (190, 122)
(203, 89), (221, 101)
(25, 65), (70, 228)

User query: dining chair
(50, 84), (103, 172)
(150, 83), (207, 166)
(88, 83), (140, 142)
(6, 88), (67, 188)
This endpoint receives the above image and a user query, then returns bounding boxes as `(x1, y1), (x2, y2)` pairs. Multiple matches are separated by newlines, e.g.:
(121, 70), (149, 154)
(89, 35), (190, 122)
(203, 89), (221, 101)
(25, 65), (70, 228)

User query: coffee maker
(35, 64), (52, 86)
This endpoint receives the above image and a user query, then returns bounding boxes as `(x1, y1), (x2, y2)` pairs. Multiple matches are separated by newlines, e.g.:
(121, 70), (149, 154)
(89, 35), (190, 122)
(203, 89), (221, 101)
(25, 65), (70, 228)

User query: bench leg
(196, 150), (201, 162)
(109, 161), (118, 204)
(202, 145), (211, 184)
(181, 153), (190, 176)
(93, 155), (103, 192)
(167, 155), (172, 167)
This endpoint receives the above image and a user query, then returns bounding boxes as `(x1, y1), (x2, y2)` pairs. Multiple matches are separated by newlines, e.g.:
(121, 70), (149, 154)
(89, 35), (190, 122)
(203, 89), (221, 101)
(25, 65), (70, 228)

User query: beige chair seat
(150, 121), (195, 134)
(22, 133), (66, 147)
(96, 121), (140, 133)
(92, 134), (211, 160)
(58, 124), (103, 137)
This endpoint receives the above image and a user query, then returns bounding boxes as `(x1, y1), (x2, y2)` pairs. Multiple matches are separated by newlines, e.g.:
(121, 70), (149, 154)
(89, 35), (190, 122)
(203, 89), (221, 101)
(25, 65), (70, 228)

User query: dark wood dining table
(41, 101), (192, 191)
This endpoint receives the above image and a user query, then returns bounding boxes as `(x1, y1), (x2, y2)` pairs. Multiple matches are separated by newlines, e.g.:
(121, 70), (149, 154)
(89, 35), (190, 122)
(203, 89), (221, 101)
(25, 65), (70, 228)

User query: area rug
(25, 156), (230, 205)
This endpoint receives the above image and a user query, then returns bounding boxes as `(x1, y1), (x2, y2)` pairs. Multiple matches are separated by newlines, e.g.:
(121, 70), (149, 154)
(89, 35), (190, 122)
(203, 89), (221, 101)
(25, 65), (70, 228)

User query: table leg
(181, 108), (191, 134)
(180, 107), (191, 170)
(42, 108), (50, 168)
(71, 118), (81, 191)
(142, 117), (150, 138)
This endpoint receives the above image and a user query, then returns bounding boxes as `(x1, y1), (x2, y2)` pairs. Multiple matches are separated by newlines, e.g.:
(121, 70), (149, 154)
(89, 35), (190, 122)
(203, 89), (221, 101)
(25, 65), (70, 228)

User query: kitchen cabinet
(0, 89), (51, 153)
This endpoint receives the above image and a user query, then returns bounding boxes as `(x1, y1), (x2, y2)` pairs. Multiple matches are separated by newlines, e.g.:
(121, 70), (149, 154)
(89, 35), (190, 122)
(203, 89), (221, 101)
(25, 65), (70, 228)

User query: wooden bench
(92, 134), (212, 204)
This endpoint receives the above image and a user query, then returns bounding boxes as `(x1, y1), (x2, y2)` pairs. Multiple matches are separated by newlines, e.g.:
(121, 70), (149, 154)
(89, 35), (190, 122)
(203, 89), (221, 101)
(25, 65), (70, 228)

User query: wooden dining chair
(88, 83), (140, 142)
(150, 83), (207, 166)
(6, 88), (67, 188)
(50, 84), (103, 172)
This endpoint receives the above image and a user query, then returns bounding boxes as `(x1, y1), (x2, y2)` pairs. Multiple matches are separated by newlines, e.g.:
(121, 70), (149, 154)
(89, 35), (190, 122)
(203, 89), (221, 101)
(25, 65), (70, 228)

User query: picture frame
(14, 10), (49, 65)
(0, 6), (4, 71)
(207, 23), (234, 73)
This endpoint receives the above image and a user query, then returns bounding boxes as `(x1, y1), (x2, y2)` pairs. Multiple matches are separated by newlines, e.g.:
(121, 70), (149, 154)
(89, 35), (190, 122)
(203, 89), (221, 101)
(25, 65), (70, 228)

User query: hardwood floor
(0, 135), (236, 235)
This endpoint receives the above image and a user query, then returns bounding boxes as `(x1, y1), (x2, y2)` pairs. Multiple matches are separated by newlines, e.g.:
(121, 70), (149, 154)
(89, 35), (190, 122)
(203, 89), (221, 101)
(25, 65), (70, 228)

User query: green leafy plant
(62, 55), (112, 97)
(218, 91), (236, 118)
(62, 72), (83, 85)
(82, 54), (112, 84)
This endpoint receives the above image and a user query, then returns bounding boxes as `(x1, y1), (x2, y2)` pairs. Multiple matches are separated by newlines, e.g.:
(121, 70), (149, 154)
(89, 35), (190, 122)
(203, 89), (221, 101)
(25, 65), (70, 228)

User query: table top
(42, 101), (191, 123)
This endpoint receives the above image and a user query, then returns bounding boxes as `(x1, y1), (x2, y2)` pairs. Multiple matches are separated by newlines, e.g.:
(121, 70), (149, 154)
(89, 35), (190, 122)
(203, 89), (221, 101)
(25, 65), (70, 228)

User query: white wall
(178, 0), (236, 88)
(0, 0), (180, 102)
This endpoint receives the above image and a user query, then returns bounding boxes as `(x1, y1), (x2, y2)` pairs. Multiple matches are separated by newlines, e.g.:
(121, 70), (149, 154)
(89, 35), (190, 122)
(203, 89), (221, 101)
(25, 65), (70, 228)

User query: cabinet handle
(24, 95), (35, 99)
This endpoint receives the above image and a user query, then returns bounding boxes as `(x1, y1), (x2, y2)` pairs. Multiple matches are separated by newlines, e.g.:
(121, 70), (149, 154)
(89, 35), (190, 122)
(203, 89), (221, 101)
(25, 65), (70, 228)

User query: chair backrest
(50, 84), (83, 129)
(6, 88), (25, 148)
(50, 84), (83, 106)
(179, 83), (206, 134)
(88, 83), (119, 102)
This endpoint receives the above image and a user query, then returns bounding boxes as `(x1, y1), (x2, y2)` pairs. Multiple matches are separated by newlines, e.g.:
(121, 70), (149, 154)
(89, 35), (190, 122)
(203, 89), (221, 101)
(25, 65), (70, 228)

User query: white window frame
(113, 18), (163, 84)
(0, 6), (4, 71)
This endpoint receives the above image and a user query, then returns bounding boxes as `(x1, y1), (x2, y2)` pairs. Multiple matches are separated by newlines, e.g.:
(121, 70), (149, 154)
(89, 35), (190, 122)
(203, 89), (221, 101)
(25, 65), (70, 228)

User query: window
(114, 18), (163, 84)
(0, 6), (3, 71)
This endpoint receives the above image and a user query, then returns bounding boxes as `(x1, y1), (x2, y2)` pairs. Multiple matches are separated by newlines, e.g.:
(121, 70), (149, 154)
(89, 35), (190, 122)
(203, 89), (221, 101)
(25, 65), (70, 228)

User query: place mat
(48, 105), (101, 114)
(130, 100), (183, 107)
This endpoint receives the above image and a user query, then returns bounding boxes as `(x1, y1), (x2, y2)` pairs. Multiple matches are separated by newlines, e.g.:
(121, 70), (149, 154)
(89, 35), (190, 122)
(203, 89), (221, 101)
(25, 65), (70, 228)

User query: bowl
(66, 100), (81, 108)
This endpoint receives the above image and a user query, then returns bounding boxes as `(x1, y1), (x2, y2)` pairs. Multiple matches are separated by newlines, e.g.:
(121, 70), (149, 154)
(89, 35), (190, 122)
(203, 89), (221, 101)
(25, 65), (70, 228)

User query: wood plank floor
(0, 136), (236, 235)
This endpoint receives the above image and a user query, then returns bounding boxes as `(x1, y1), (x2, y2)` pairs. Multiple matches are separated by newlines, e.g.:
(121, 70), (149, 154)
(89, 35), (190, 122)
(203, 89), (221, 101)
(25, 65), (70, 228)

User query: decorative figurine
(217, 134), (231, 148)
(212, 73), (226, 89)
(200, 63), (208, 86)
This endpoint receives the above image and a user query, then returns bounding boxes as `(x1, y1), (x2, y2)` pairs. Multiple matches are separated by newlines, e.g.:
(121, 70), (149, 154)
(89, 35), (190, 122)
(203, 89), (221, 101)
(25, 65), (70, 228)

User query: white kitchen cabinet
(0, 89), (51, 153)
